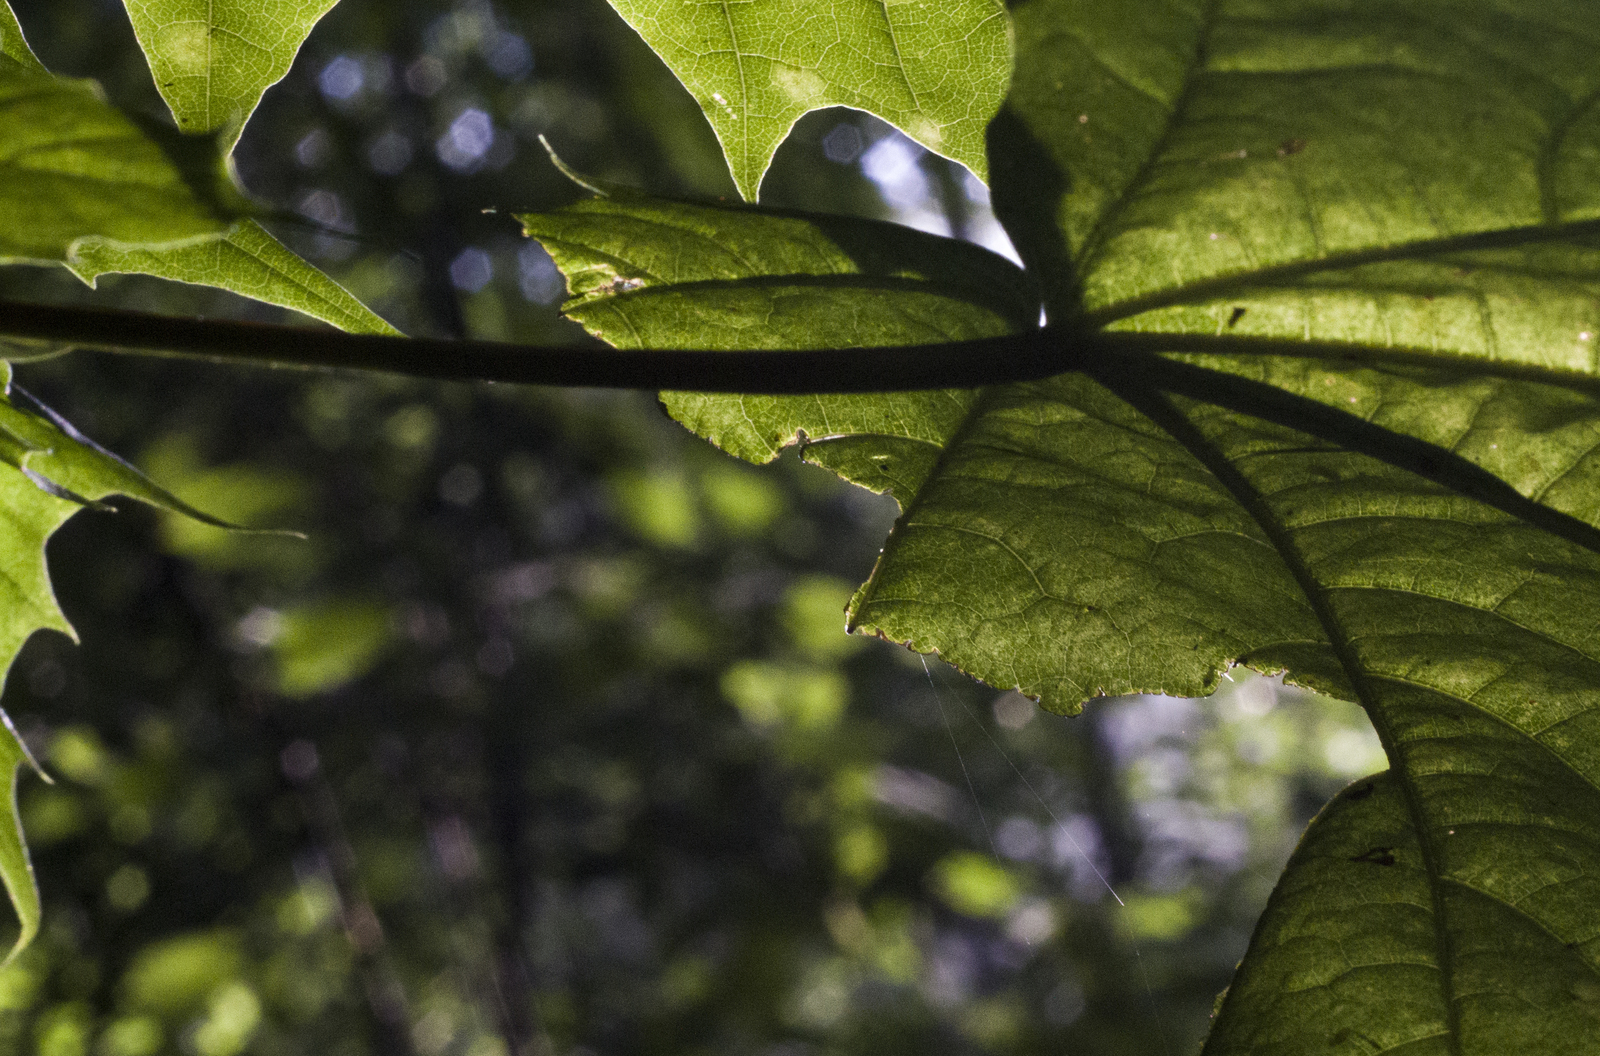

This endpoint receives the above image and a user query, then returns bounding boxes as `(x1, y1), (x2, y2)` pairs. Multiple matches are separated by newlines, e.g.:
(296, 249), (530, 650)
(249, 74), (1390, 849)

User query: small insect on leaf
(600, 276), (645, 296)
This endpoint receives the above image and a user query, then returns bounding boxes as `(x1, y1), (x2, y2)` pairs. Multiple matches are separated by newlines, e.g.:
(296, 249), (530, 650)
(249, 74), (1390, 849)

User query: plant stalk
(0, 300), (1074, 393)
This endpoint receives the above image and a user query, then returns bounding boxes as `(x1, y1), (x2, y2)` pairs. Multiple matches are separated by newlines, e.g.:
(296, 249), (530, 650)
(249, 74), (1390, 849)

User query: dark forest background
(0, 1), (1384, 1053)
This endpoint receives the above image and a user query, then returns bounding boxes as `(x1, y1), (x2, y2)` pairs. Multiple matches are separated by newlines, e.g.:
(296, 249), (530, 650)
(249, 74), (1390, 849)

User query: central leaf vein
(1105, 378), (1466, 1055)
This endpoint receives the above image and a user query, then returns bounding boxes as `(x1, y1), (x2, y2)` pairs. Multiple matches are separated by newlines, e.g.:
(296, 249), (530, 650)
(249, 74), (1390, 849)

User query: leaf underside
(1208, 774), (1600, 1053)
(526, 0), (1600, 1049)
(603, 0), (1012, 201)
(123, 0), (341, 149)
(0, 0), (391, 333)
(0, 0), (383, 954)
(0, 363), (251, 961)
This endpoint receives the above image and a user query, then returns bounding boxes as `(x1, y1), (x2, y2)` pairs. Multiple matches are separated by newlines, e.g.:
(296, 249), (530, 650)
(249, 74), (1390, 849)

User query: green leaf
(0, 378), (108, 963)
(994, 0), (1600, 348)
(0, 709), (40, 965)
(0, 56), (231, 264)
(603, 0), (1012, 200)
(0, 1), (44, 73)
(68, 219), (401, 336)
(0, 450), (116, 961)
(0, 390), (255, 530)
(0, 2), (395, 334)
(0, 359), (251, 957)
(1205, 773), (1600, 1053)
(517, 194), (1033, 479)
(121, 0), (342, 149)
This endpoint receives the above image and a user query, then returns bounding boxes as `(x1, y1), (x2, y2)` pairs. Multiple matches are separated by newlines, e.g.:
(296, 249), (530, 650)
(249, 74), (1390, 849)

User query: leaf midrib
(1366, 672), (1600, 809)
(1081, 216), (1600, 329)
(1114, 382), (1466, 1056)
(1119, 350), (1600, 555)
(717, 0), (748, 182)
(1538, 86), (1600, 223)
(1094, 330), (1600, 399)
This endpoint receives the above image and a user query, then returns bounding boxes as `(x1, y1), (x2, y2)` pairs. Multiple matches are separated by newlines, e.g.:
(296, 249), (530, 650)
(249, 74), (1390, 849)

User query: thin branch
(0, 300), (1075, 393)
(11, 299), (1600, 399)
(14, 296), (1600, 556)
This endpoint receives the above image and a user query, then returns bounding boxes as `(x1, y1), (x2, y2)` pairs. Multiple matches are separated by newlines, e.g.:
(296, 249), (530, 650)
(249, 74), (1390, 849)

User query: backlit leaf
(524, 0), (1600, 1035)
(0, 57), (230, 265)
(0, 1), (394, 333)
(0, 364), (245, 959)
(518, 194), (1032, 480)
(69, 220), (400, 335)
(0, 709), (39, 964)
(0, 1), (44, 72)
(1205, 774), (1600, 1053)
(603, 0), (1011, 200)
(994, 0), (1600, 345)
(122, 0), (342, 149)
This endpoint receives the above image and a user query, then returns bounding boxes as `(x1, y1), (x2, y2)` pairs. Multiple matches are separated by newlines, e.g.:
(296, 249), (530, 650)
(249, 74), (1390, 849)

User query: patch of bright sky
(318, 53), (394, 106)
(1095, 671), (1385, 890)
(857, 128), (1021, 265)
(518, 243), (565, 304)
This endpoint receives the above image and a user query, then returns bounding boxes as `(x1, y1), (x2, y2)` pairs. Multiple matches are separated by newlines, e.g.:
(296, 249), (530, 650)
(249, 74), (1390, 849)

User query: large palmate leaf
(122, 0), (342, 149)
(0, 1), (394, 334)
(519, 1), (1600, 1045)
(604, 0), (1011, 200)
(994, 0), (1600, 343)
(1205, 773), (1600, 1053)
(981, 15), (1600, 1044)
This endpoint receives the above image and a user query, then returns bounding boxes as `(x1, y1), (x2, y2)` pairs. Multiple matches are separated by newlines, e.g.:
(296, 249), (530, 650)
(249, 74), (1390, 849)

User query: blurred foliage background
(0, 1), (1385, 1053)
